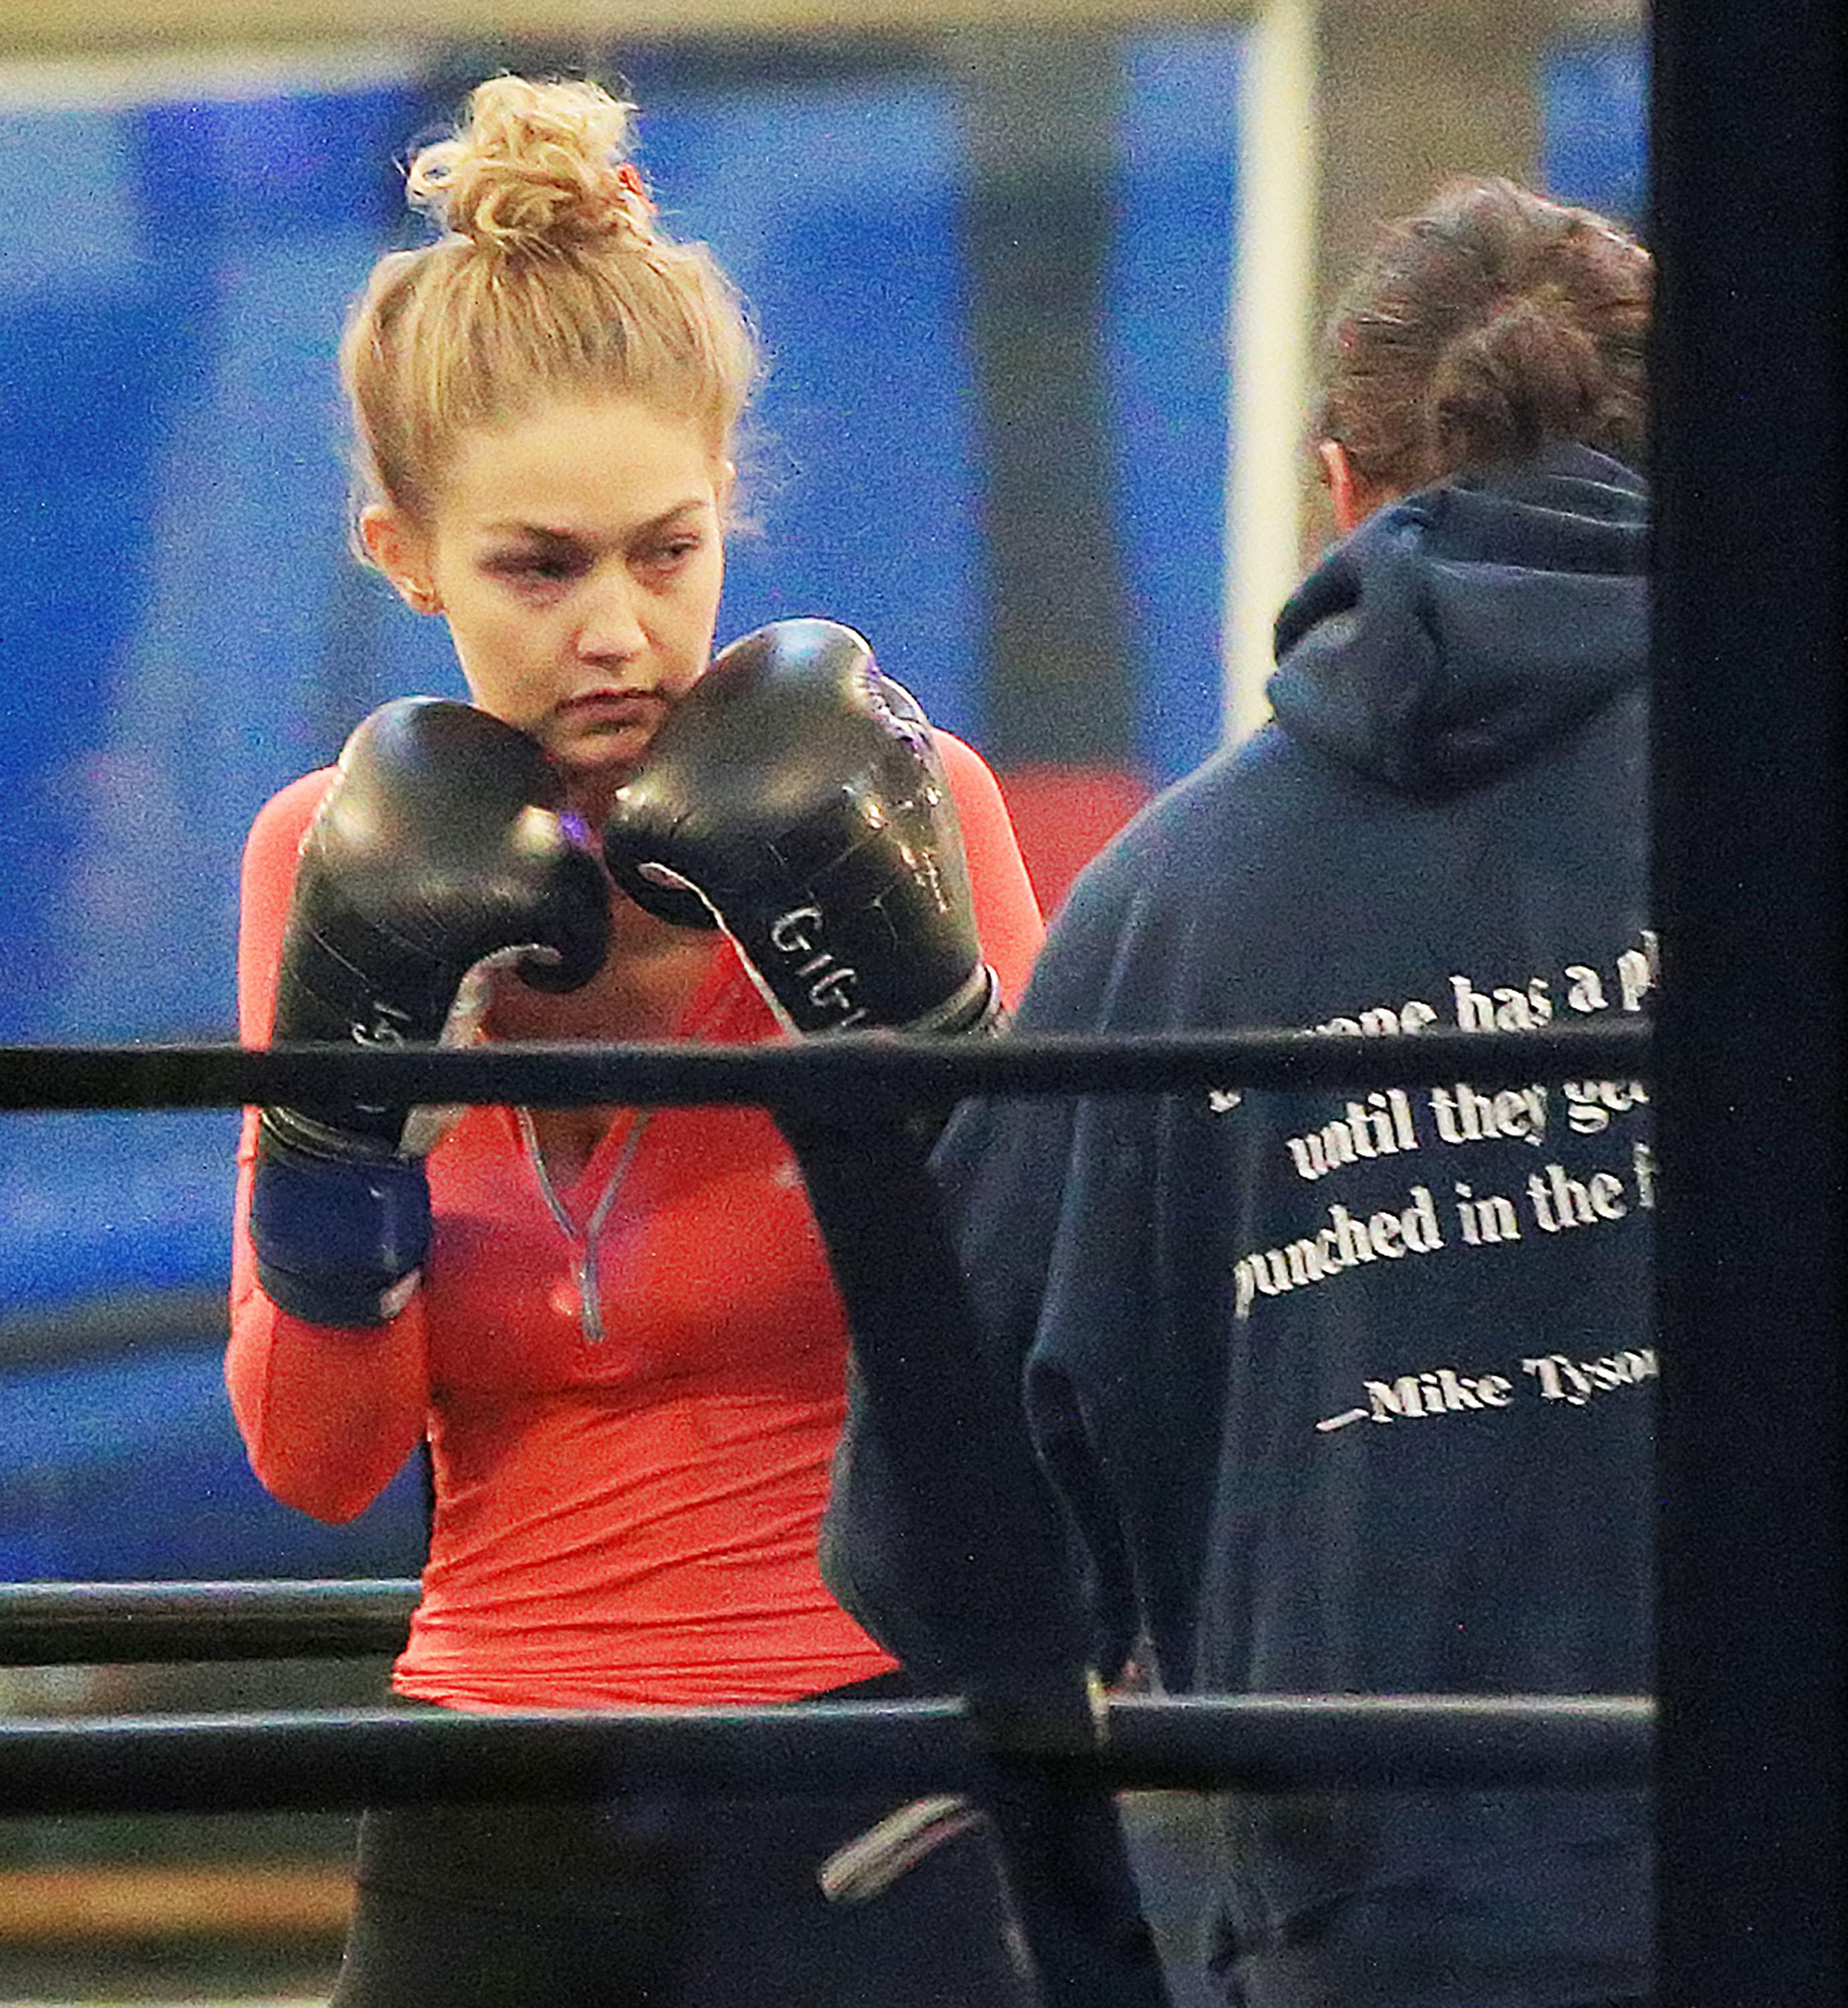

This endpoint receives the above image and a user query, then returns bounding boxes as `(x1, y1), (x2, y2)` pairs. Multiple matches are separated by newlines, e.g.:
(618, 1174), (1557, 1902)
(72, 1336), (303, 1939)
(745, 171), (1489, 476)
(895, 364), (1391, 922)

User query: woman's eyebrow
(481, 499), (711, 541)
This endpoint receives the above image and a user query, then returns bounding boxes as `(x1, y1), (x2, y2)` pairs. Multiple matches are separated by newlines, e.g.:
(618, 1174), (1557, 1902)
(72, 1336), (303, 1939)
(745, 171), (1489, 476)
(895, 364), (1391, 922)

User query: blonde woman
(228, 76), (1042, 2007)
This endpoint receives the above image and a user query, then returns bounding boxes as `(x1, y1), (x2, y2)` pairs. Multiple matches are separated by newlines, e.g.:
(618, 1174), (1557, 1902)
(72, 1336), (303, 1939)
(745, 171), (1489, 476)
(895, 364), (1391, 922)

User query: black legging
(330, 1683), (1034, 2008)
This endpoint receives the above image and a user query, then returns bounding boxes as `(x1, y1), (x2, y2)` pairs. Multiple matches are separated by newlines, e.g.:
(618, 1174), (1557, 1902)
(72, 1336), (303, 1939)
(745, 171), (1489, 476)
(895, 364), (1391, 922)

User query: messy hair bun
(1426, 289), (1617, 473)
(406, 75), (656, 258)
(1319, 177), (1651, 494)
(341, 74), (758, 527)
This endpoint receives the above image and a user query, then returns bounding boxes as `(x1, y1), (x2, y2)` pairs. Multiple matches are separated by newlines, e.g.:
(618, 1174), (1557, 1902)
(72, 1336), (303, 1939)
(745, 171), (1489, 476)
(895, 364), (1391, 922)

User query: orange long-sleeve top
(226, 730), (1044, 1711)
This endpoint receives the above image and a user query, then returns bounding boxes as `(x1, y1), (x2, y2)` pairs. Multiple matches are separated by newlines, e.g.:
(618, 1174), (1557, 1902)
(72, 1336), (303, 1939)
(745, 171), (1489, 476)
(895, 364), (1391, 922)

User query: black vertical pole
(778, 1107), (1173, 2008)
(1649, 3), (1844, 2002)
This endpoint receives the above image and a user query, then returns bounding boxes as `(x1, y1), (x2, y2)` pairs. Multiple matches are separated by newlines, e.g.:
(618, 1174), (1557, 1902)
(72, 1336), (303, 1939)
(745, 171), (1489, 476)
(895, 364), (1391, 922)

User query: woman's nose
(575, 568), (648, 661)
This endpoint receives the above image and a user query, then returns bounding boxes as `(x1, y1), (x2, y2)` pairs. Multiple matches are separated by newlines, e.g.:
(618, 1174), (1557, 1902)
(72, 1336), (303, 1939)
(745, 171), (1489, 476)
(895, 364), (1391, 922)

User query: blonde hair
(341, 75), (760, 525)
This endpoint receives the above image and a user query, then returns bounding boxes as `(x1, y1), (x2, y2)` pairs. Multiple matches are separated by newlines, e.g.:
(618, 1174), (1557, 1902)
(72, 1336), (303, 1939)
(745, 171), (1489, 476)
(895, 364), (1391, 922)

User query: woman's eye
(486, 551), (580, 586)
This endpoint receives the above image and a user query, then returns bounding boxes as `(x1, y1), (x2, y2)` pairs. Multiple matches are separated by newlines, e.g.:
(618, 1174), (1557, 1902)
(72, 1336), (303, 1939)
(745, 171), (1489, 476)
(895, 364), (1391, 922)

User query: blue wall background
(0, 33), (1644, 1580)
(1542, 34), (1648, 227)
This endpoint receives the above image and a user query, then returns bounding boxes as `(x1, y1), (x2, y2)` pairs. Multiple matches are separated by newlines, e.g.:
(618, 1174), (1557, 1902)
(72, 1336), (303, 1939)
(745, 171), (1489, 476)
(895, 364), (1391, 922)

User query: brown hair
(340, 75), (760, 525)
(1317, 176), (1652, 495)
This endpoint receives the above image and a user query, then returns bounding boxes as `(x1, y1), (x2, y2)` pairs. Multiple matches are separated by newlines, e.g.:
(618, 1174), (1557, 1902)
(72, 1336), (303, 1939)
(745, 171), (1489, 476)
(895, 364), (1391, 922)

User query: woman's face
(365, 394), (730, 818)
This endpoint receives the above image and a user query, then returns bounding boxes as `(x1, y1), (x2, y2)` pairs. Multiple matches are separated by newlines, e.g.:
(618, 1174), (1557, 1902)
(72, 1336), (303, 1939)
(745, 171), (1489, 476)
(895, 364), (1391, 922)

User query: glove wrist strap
(904, 964), (1005, 1037)
(251, 1116), (431, 1327)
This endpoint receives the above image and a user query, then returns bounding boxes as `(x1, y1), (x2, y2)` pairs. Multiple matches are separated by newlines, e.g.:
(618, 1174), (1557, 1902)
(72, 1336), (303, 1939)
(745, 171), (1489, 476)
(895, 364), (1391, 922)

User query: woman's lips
(556, 689), (666, 729)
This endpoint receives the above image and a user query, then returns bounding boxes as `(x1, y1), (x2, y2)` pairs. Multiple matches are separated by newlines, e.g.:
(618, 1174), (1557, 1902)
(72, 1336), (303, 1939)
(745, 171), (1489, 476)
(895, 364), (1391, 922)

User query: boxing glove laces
(250, 698), (609, 1324)
(601, 620), (1001, 1036)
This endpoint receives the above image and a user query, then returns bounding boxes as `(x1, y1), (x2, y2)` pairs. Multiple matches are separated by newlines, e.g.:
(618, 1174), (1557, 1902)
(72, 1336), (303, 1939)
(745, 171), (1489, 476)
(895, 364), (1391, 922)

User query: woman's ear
(360, 504), (442, 614)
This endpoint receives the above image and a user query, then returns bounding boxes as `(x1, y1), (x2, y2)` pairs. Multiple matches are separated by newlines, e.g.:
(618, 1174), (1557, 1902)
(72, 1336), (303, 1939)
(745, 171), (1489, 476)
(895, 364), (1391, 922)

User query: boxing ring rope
(0, 1695), (1653, 1816)
(0, 1578), (422, 1663)
(0, 1578), (1649, 1794)
(0, 1023), (1650, 1114)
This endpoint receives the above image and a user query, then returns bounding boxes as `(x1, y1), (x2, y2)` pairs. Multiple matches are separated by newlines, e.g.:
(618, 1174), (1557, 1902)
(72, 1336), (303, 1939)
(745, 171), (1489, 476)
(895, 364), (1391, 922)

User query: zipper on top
(517, 1108), (651, 1347)
(513, 972), (744, 1347)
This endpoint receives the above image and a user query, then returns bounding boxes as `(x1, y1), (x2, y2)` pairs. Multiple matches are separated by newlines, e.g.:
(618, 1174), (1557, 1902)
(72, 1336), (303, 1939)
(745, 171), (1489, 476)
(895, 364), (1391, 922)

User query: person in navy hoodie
(823, 177), (1657, 2008)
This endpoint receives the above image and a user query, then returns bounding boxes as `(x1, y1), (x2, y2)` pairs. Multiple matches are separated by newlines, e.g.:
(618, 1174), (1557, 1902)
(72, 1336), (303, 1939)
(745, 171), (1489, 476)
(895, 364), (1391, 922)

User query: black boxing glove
(601, 620), (1000, 1036)
(250, 698), (609, 1325)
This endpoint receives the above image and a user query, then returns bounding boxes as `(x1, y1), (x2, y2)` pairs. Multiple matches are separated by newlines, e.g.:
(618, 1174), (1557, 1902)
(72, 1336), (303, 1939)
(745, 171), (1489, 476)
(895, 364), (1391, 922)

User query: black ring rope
(0, 1578), (420, 1663)
(0, 1695), (1653, 1816)
(0, 1023), (1650, 1116)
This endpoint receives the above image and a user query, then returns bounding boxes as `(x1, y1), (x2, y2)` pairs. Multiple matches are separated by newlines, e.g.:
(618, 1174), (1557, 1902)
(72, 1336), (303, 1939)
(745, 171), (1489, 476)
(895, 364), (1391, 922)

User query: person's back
(825, 178), (1656, 2007)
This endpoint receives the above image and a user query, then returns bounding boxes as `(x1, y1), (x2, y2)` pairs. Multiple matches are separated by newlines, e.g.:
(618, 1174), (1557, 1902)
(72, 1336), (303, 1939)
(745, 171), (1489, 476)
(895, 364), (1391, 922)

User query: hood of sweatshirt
(1266, 443), (1649, 799)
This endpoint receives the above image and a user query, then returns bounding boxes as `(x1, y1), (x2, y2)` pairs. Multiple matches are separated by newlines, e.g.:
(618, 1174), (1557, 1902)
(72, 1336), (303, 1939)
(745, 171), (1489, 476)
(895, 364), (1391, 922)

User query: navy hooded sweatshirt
(823, 445), (1655, 2007)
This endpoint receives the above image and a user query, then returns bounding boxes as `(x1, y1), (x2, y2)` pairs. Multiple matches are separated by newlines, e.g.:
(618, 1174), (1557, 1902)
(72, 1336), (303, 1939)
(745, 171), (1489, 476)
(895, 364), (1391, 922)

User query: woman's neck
(487, 888), (722, 1045)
